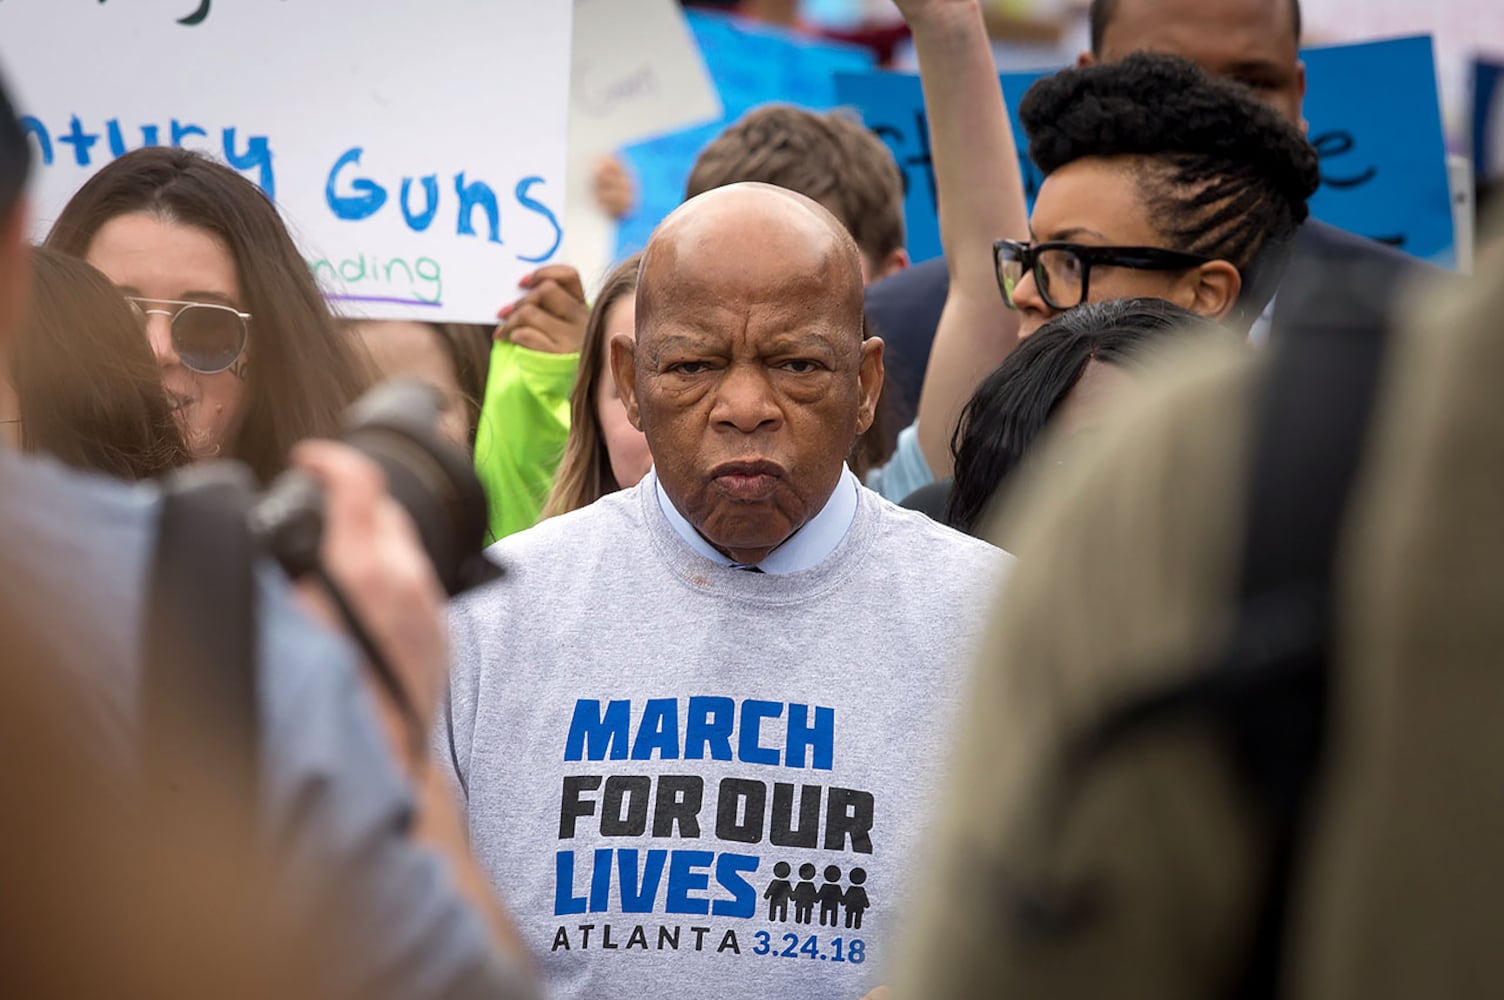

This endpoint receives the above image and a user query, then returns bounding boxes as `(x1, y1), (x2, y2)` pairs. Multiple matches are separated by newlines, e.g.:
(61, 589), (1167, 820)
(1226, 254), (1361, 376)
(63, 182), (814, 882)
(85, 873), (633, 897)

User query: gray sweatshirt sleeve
(258, 569), (533, 1000)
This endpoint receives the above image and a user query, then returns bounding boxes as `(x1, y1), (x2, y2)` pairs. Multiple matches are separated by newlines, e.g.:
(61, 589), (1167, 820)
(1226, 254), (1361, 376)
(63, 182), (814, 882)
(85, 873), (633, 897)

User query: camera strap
(142, 468), (260, 825)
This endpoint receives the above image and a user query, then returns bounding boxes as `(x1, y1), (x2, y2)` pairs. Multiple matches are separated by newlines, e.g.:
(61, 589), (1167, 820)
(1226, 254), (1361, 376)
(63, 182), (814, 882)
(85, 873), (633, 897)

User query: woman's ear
(1185, 260), (1243, 322)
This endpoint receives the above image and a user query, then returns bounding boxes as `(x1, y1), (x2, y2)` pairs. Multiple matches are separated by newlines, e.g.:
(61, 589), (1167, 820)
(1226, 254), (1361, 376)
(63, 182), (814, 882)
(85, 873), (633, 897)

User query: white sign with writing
(0, 0), (573, 322)
(563, 0), (720, 290)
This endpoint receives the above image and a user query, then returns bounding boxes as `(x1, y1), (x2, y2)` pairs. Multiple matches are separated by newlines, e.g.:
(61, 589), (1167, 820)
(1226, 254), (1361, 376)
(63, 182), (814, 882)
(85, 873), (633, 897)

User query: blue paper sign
(1474, 57), (1504, 188)
(836, 35), (1456, 267)
(614, 11), (874, 258)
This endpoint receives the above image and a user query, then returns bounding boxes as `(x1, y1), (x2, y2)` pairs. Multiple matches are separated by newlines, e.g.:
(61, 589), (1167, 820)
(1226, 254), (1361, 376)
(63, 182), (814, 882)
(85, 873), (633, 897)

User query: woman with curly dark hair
(999, 51), (1322, 338)
(871, 9), (1320, 503)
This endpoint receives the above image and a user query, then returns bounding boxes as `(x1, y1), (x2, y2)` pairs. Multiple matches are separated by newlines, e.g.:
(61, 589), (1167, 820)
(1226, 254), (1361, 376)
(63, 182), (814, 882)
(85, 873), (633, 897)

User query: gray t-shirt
(442, 478), (1011, 999)
(0, 447), (528, 1000)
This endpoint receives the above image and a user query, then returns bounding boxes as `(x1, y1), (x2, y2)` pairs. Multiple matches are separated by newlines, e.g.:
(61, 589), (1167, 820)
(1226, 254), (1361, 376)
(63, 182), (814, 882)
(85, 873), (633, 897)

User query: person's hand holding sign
(495, 264), (589, 355)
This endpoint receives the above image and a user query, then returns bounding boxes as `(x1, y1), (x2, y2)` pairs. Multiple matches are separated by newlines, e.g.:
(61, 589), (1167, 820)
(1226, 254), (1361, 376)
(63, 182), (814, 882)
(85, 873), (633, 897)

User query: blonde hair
(539, 253), (642, 519)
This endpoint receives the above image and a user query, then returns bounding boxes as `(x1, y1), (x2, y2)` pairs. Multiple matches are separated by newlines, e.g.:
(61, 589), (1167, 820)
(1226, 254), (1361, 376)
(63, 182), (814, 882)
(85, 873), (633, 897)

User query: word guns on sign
(19, 114), (563, 312)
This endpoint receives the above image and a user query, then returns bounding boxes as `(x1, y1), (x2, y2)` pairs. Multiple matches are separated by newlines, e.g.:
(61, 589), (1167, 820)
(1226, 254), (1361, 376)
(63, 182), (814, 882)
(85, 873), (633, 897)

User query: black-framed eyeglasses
(126, 296), (251, 375)
(992, 239), (1214, 312)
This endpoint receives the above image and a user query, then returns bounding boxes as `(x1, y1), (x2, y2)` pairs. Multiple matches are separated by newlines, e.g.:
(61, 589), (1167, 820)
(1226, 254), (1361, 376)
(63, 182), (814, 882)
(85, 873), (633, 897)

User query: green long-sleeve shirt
(473, 341), (579, 543)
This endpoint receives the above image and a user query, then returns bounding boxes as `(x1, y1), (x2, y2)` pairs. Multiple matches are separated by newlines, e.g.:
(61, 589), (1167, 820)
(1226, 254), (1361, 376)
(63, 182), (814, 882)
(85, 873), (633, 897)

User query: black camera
(248, 379), (502, 597)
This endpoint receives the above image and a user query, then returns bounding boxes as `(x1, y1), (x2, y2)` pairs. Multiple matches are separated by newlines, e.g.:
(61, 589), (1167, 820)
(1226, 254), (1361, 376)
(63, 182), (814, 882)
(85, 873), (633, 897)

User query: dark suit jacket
(862, 221), (1445, 413)
(1269, 219), (1444, 342)
(863, 257), (949, 418)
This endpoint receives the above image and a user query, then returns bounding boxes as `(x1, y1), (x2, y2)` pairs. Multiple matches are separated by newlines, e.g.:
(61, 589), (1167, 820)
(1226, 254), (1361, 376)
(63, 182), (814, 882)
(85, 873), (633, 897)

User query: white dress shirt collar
(652, 466), (860, 575)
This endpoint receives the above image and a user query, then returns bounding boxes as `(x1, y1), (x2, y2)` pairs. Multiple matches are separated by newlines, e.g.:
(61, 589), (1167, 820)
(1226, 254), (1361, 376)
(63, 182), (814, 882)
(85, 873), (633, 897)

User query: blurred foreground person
(2, 246), (188, 478)
(0, 70), (536, 1000)
(893, 189), (1488, 997)
(441, 182), (1009, 1000)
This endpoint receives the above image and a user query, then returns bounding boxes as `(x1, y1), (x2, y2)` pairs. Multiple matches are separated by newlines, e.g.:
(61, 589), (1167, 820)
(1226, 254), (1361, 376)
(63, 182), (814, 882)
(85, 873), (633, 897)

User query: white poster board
(564, 0), (720, 291)
(0, 0), (573, 323)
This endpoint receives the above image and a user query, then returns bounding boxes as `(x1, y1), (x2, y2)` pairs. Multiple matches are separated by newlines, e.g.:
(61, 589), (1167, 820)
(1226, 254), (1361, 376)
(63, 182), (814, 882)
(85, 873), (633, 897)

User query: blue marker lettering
(326, 147), (386, 221)
(18, 117), (52, 166)
(400, 175), (440, 232)
(454, 173), (502, 244)
(57, 115), (100, 167)
(224, 129), (275, 198)
(170, 119), (208, 148)
(515, 174), (562, 263)
(105, 120), (161, 159)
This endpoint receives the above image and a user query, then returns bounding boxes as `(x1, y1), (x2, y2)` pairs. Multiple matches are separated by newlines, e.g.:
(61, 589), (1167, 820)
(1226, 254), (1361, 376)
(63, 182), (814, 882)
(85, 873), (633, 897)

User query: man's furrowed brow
(647, 332), (716, 361)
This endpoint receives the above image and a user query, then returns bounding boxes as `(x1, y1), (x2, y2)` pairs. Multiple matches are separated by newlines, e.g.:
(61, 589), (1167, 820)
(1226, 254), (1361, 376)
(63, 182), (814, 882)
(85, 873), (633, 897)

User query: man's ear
(1076, 49), (1097, 69)
(873, 247), (909, 282)
(1296, 60), (1309, 134)
(1185, 260), (1243, 322)
(608, 331), (643, 431)
(855, 336), (885, 435)
(0, 200), (31, 353)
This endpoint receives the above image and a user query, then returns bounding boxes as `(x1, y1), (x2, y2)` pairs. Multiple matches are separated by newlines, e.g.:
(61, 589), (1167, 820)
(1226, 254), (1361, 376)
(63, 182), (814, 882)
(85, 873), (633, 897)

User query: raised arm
(898, 0), (1028, 479)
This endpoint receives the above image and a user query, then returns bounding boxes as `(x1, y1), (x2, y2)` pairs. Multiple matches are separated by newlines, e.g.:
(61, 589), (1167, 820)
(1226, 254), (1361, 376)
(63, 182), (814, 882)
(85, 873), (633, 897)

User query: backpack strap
(142, 465), (260, 819)
(1070, 260), (1394, 995)
(1224, 297), (1391, 997)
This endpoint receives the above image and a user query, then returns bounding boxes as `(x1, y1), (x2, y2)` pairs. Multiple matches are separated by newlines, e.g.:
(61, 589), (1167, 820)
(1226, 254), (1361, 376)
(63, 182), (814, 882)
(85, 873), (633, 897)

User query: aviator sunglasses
(126, 296), (251, 375)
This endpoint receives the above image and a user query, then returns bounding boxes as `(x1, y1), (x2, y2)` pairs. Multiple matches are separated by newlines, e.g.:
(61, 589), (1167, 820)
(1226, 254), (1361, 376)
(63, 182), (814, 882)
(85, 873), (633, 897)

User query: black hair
(1089, 0), (1302, 54)
(946, 297), (1225, 534)
(0, 67), (30, 221)
(1020, 52), (1319, 277)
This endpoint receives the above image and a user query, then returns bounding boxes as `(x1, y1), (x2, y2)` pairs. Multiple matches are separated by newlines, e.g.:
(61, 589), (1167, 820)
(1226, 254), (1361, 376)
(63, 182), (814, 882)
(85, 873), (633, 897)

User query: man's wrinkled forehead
(1098, 0), (1300, 58)
(636, 184), (864, 337)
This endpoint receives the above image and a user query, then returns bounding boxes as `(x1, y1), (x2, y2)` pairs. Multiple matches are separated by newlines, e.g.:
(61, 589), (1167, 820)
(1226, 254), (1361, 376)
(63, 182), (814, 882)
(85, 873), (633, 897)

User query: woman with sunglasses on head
(46, 147), (370, 482)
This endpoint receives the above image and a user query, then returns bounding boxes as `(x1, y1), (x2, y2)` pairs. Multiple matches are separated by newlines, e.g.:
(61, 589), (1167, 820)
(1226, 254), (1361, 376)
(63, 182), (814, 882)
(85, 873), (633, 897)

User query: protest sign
(613, 11), (874, 259)
(836, 35), (1457, 267)
(1474, 56), (1504, 190)
(0, 0), (573, 322)
(565, 0), (721, 292)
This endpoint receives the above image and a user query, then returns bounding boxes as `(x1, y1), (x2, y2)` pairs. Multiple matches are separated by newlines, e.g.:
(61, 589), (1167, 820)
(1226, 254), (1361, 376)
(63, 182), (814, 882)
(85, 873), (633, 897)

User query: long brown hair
(12, 247), (190, 479)
(430, 322), (492, 447)
(45, 147), (370, 483)
(540, 253), (642, 519)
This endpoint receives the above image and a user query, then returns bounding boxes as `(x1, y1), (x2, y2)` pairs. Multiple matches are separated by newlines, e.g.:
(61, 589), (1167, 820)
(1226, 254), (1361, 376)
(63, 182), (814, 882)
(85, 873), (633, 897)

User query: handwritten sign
(835, 35), (1456, 267)
(613, 10), (874, 259)
(564, 0), (721, 291)
(0, 0), (573, 322)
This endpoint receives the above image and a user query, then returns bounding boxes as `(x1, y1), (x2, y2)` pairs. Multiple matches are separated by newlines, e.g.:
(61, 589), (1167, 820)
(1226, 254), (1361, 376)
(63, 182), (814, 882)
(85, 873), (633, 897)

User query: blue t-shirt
(0, 447), (529, 999)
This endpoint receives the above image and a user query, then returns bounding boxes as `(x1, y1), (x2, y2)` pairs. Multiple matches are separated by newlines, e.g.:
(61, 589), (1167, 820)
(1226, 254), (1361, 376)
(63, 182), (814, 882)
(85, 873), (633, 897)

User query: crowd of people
(1, 0), (1496, 998)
